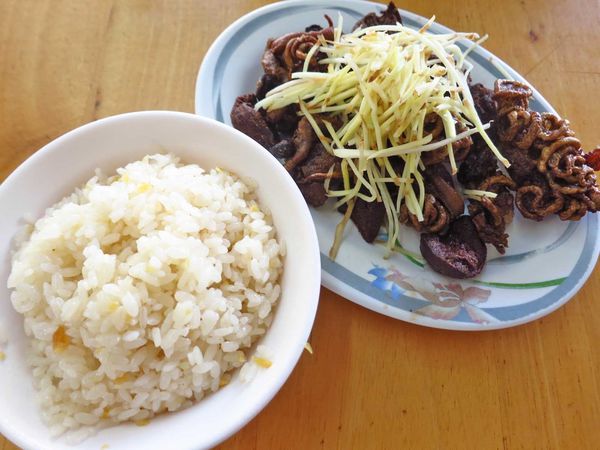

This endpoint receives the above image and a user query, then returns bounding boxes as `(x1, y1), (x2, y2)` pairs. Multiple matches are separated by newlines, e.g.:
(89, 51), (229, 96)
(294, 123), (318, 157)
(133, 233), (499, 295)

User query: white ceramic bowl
(0, 111), (321, 450)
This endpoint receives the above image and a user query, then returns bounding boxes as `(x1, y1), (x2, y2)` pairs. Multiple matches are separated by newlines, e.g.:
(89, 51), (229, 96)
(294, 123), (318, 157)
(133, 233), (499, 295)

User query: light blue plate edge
(194, 0), (600, 330)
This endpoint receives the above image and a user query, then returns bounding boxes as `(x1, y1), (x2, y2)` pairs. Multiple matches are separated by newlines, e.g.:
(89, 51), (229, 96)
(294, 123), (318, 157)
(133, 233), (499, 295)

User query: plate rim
(194, 0), (600, 330)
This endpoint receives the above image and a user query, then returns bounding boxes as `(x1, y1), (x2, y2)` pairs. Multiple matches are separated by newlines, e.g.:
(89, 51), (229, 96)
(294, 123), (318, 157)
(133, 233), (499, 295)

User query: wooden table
(1, 1), (599, 448)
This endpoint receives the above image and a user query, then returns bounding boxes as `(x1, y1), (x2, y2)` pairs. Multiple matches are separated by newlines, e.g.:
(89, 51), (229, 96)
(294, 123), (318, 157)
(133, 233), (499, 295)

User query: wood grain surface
(1, 1), (599, 449)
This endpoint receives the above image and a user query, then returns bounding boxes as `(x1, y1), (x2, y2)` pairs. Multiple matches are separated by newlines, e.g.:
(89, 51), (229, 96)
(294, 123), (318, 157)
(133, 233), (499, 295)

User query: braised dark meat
(352, 2), (402, 30)
(230, 94), (275, 149)
(350, 199), (386, 243)
(420, 216), (487, 279)
(493, 79), (600, 220)
(421, 116), (472, 166)
(266, 19), (334, 77)
(270, 139), (295, 159)
(500, 144), (538, 186)
(295, 143), (340, 207)
(229, 7), (600, 280)
(400, 161), (463, 238)
(305, 24), (323, 32)
(265, 104), (299, 136)
(297, 143), (338, 179)
(458, 84), (499, 187)
(286, 117), (316, 172)
(470, 83), (497, 124)
(298, 182), (328, 207)
(261, 47), (289, 82)
(424, 164), (465, 219)
(467, 174), (515, 253)
(400, 195), (450, 234)
(457, 134), (499, 186)
(256, 73), (281, 100)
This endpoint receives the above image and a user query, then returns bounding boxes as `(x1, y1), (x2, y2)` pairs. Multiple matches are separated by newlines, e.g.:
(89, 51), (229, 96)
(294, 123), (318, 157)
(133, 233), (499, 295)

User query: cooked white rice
(7, 153), (283, 436)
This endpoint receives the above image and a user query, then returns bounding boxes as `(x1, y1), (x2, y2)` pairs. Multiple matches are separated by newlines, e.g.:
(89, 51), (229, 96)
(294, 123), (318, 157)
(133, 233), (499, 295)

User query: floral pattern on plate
(369, 266), (497, 324)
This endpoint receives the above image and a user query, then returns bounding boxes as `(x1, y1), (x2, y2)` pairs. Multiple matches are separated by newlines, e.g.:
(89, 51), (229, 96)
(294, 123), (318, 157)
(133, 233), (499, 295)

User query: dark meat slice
(457, 134), (499, 187)
(350, 199), (385, 243)
(399, 195), (450, 234)
(352, 2), (402, 30)
(285, 117), (316, 172)
(452, 123), (474, 163)
(468, 191), (514, 253)
(298, 143), (338, 180)
(261, 47), (288, 82)
(466, 173), (515, 253)
(469, 83), (497, 124)
(501, 144), (539, 186)
(233, 93), (256, 109)
(230, 95), (275, 149)
(421, 118), (472, 166)
(298, 182), (328, 207)
(420, 216), (487, 279)
(305, 24), (322, 32)
(270, 139), (295, 159)
(424, 164), (465, 219)
(256, 73), (282, 100)
(295, 143), (341, 207)
(268, 22), (334, 75)
(265, 104), (299, 135)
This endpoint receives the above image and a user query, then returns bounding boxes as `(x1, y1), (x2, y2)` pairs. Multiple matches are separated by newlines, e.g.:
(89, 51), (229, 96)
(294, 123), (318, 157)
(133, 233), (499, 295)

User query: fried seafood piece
(420, 215), (487, 279)
(352, 2), (403, 30)
(492, 79), (600, 221)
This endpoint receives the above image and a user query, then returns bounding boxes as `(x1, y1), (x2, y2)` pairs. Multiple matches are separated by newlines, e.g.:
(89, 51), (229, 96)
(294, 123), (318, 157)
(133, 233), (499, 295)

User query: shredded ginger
(256, 17), (508, 256)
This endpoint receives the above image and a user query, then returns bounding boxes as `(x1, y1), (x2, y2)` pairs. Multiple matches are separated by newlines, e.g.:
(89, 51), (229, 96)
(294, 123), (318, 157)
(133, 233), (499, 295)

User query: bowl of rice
(0, 111), (321, 450)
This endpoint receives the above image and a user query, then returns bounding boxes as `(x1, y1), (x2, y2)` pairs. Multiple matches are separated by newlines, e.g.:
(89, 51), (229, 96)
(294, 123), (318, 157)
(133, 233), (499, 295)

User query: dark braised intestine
(352, 2), (403, 31)
(399, 164), (463, 234)
(493, 79), (600, 221)
(458, 84), (516, 253)
(264, 17), (334, 78)
(420, 115), (473, 166)
(467, 174), (516, 253)
(399, 195), (450, 234)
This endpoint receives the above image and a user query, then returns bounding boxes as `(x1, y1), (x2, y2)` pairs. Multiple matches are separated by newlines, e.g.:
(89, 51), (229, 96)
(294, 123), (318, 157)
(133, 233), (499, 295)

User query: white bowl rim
(0, 110), (321, 450)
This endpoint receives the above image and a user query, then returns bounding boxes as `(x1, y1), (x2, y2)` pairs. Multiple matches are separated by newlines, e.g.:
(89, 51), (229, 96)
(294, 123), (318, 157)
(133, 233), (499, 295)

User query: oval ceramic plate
(195, 0), (600, 330)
